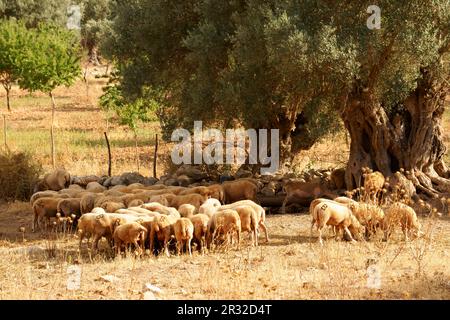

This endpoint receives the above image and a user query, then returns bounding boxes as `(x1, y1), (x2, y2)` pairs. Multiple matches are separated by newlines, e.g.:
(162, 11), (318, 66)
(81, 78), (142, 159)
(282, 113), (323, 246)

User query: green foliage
(0, 0), (71, 28)
(104, 0), (450, 147)
(100, 84), (157, 132)
(80, 0), (110, 51)
(17, 23), (81, 93)
(0, 19), (29, 90)
(0, 150), (42, 201)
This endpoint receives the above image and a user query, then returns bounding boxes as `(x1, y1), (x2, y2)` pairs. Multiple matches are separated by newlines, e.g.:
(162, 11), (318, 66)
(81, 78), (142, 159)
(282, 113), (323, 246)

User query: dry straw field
(0, 69), (449, 300)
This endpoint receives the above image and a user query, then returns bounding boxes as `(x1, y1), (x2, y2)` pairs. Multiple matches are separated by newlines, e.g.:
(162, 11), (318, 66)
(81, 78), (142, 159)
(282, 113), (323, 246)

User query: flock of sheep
(29, 167), (429, 258)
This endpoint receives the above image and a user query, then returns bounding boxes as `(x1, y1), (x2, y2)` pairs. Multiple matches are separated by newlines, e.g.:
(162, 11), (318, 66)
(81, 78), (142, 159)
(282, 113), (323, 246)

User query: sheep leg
(343, 226), (356, 242)
(318, 227), (324, 246)
(92, 234), (101, 254)
(164, 238), (170, 257)
(133, 240), (141, 256)
(188, 239), (192, 256)
(259, 221), (269, 242)
(236, 229), (240, 250)
(176, 240), (181, 256)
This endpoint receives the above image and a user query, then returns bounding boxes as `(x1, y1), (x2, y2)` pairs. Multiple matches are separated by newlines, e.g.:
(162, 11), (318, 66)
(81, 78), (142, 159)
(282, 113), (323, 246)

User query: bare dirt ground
(0, 66), (448, 300)
(0, 202), (449, 300)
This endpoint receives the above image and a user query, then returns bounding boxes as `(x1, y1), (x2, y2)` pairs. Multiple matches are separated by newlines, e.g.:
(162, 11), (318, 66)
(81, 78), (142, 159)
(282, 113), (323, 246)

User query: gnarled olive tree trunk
(342, 71), (449, 197)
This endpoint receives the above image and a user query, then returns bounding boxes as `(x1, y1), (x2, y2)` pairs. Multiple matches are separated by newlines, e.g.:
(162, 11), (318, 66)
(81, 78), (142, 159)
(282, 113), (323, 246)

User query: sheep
(334, 196), (358, 206)
(86, 182), (106, 193)
(310, 199), (365, 245)
(148, 194), (170, 206)
(101, 201), (126, 213)
(202, 198), (221, 209)
(363, 171), (385, 203)
(189, 214), (209, 254)
(281, 180), (336, 214)
(91, 207), (106, 214)
(33, 168), (71, 193)
(173, 218), (194, 256)
(32, 197), (61, 232)
(167, 194), (207, 211)
(57, 198), (81, 217)
(222, 179), (258, 204)
(349, 202), (385, 238)
(30, 190), (64, 206)
(126, 206), (161, 217)
(149, 215), (178, 256)
(128, 199), (144, 208)
(218, 200), (268, 242)
(80, 193), (97, 214)
(233, 206), (258, 247)
(113, 222), (147, 256)
(382, 202), (422, 241)
(179, 185), (224, 203)
(206, 209), (241, 251)
(142, 202), (179, 217)
(178, 204), (196, 218)
(77, 213), (115, 252)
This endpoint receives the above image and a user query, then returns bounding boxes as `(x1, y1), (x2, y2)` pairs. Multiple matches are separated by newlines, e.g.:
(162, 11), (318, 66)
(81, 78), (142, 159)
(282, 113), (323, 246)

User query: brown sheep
(174, 218), (194, 256)
(77, 213), (115, 252)
(233, 206), (258, 247)
(113, 222), (147, 256)
(206, 209), (241, 250)
(167, 194), (207, 211)
(148, 194), (171, 206)
(30, 191), (68, 206)
(32, 197), (61, 232)
(349, 202), (385, 238)
(80, 193), (97, 214)
(330, 168), (346, 190)
(218, 200), (268, 242)
(222, 180), (258, 204)
(178, 204), (196, 218)
(310, 200), (365, 245)
(128, 199), (144, 208)
(57, 198), (81, 219)
(382, 202), (422, 241)
(86, 182), (107, 193)
(179, 185), (224, 203)
(189, 214), (209, 254)
(281, 180), (336, 213)
(363, 171), (385, 203)
(141, 202), (179, 217)
(149, 215), (178, 256)
(33, 168), (71, 193)
(101, 201), (126, 213)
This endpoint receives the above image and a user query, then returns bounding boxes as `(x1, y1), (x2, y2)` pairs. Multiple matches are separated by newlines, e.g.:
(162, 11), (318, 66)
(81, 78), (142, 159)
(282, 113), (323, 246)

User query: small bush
(0, 151), (42, 201)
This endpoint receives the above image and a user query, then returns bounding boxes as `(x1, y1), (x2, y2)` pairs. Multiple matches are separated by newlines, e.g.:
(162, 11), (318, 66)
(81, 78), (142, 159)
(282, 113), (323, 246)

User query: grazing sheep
(189, 214), (209, 253)
(174, 218), (194, 256)
(218, 200), (268, 242)
(202, 198), (221, 209)
(179, 185), (224, 203)
(222, 180), (258, 204)
(206, 209), (241, 250)
(33, 168), (71, 193)
(363, 171), (385, 203)
(349, 202), (385, 238)
(91, 207), (106, 214)
(80, 193), (97, 214)
(382, 202), (422, 241)
(149, 215), (178, 256)
(310, 200), (365, 245)
(334, 196), (358, 206)
(32, 197), (61, 232)
(113, 222), (147, 256)
(77, 213), (115, 252)
(57, 198), (82, 220)
(233, 206), (258, 246)
(148, 194), (171, 206)
(178, 204), (196, 218)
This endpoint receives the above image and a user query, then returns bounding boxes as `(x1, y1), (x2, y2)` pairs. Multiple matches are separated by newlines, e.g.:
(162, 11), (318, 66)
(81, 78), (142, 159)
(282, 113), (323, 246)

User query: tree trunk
(50, 92), (56, 169)
(342, 70), (449, 197)
(5, 86), (11, 112)
(134, 132), (140, 173)
(88, 45), (100, 66)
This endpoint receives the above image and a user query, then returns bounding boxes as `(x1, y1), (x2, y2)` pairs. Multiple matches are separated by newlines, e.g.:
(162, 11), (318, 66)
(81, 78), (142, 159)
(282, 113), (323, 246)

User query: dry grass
(0, 203), (449, 300)
(0, 67), (448, 300)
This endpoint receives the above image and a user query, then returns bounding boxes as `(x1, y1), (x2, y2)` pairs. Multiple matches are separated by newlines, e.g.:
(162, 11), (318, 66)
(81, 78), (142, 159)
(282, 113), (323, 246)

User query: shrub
(0, 151), (43, 201)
